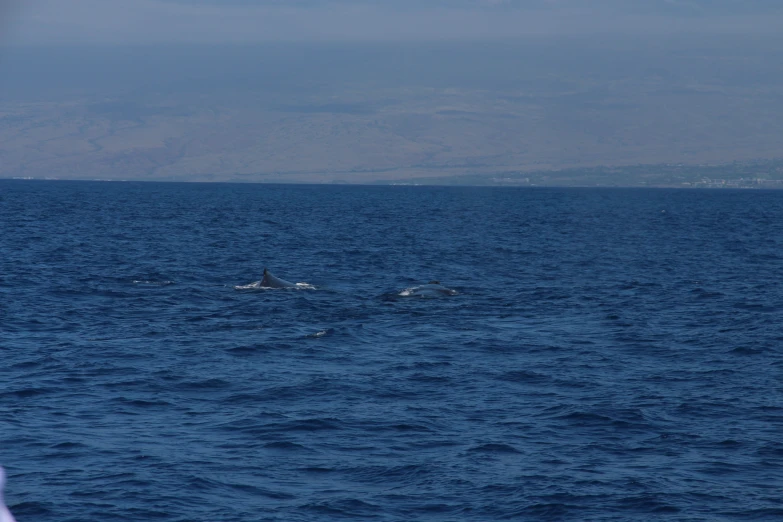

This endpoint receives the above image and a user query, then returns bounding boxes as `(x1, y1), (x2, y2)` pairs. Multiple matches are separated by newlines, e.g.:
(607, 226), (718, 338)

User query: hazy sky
(3, 0), (782, 45)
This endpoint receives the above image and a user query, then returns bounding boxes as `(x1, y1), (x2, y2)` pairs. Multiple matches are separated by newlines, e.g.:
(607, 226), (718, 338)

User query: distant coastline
(7, 159), (783, 189)
(374, 159), (783, 188)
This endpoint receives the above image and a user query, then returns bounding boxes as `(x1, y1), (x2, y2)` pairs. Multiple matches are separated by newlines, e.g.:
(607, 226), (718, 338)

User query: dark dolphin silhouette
(260, 268), (298, 289)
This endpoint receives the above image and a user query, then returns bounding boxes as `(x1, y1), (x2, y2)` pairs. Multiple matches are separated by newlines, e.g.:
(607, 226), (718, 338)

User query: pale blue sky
(3, 0), (782, 45)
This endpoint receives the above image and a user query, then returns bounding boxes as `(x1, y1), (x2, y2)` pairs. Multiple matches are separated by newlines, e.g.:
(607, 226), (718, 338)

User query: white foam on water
(233, 281), (262, 290)
(0, 467), (17, 522)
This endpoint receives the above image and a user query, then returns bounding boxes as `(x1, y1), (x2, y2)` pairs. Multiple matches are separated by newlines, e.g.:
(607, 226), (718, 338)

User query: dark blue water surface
(1, 180), (782, 521)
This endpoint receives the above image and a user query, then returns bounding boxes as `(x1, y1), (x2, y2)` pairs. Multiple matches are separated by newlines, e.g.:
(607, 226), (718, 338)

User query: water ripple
(2, 181), (782, 520)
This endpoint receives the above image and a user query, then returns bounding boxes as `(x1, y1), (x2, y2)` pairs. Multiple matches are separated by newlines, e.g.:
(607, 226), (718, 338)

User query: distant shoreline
(5, 158), (783, 189)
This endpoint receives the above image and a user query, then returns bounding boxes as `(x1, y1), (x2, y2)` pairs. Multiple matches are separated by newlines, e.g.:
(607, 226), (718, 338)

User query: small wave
(729, 346), (764, 355)
(757, 442), (783, 456)
(300, 466), (335, 473)
(2, 387), (53, 398)
(224, 481), (296, 500)
(390, 423), (432, 432)
(733, 301), (778, 312)
(132, 280), (174, 286)
(263, 441), (309, 451)
(498, 370), (551, 384)
(467, 443), (522, 454)
(225, 344), (270, 356)
(5, 501), (53, 518)
(111, 397), (171, 408)
(691, 287), (724, 299)
(284, 418), (343, 432)
(300, 499), (380, 517)
(178, 378), (231, 390)
(306, 329), (333, 338)
(50, 441), (87, 449)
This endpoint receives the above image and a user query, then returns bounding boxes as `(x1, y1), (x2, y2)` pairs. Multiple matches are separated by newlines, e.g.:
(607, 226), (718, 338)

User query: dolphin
(260, 268), (298, 289)
(0, 467), (16, 522)
(399, 281), (458, 297)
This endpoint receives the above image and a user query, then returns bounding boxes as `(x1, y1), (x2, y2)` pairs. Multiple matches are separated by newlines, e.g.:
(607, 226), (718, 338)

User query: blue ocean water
(1, 180), (782, 521)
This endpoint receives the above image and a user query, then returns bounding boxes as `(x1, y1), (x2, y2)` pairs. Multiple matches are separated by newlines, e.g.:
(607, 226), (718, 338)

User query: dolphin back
(398, 282), (458, 297)
(260, 269), (297, 289)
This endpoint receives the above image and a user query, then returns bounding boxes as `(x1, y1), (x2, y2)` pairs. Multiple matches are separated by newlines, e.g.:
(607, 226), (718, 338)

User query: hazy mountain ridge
(1, 37), (782, 184)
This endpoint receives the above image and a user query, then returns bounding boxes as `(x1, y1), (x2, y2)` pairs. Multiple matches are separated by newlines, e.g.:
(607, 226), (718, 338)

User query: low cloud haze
(3, 0), (783, 45)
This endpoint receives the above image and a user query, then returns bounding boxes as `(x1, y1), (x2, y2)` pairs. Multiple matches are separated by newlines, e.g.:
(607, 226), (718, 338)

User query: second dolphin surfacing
(398, 281), (458, 297)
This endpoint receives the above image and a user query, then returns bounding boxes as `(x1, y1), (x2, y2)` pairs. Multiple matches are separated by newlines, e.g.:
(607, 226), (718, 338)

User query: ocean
(1, 180), (782, 520)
